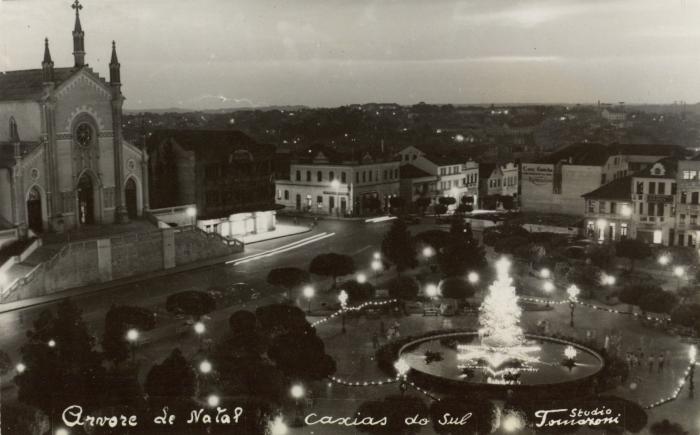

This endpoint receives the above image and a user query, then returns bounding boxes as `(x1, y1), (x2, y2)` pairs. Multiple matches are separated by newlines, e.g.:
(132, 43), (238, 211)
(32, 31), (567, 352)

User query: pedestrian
(647, 355), (654, 373)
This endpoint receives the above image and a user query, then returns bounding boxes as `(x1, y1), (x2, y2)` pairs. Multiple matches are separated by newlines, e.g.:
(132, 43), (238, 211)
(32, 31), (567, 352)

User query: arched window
(9, 117), (19, 142)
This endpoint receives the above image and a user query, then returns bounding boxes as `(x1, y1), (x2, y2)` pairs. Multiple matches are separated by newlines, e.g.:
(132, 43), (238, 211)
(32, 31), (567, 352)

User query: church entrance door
(77, 174), (95, 225)
(125, 178), (138, 219)
(26, 187), (43, 233)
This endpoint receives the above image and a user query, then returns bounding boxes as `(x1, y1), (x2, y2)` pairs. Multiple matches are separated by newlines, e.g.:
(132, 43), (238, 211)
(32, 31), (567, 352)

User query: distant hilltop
(124, 105), (310, 115)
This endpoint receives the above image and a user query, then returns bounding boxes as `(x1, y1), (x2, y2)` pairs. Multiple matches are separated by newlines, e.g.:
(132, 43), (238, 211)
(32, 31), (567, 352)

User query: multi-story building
(481, 162), (519, 209)
(674, 157), (700, 247)
(463, 160), (480, 206)
(582, 176), (633, 243)
(522, 143), (686, 216)
(275, 147), (400, 216)
(629, 158), (677, 245)
(396, 146), (473, 206)
(398, 164), (437, 210)
(147, 129), (278, 239)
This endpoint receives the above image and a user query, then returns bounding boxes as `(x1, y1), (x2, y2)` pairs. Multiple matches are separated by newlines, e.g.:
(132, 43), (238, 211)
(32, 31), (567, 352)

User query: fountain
(398, 257), (604, 395)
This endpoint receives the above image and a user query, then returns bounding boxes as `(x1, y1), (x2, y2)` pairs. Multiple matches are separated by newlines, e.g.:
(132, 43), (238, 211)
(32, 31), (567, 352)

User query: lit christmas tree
(479, 257), (523, 348)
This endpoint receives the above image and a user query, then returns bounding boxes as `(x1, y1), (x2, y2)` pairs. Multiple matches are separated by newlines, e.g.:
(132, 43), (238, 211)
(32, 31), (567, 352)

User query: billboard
(522, 163), (554, 186)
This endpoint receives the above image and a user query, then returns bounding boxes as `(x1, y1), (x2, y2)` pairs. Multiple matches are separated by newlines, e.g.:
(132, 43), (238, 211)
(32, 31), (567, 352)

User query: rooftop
(147, 129), (275, 160)
(0, 142), (41, 168)
(538, 142), (687, 166)
(0, 68), (75, 101)
(400, 164), (435, 179)
(581, 176), (632, 200)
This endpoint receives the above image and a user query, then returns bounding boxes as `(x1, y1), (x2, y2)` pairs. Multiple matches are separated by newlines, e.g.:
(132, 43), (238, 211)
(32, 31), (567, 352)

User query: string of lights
(311, 299), (398, 328)
(327, 375), (397, 387)
(520, 296), (668, 323)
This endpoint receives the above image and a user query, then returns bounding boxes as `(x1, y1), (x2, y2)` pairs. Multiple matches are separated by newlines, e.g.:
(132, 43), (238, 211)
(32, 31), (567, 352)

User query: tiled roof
(400, 164), (434, 179)
(581, 176), (632, 200)
(0, 68), (75, 101)
(147, 129), (274, 160)
(636, 157), (678, 178)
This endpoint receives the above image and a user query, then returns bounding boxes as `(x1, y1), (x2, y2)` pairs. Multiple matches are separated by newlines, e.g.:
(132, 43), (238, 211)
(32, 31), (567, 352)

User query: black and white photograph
(1, 0), (700, 434)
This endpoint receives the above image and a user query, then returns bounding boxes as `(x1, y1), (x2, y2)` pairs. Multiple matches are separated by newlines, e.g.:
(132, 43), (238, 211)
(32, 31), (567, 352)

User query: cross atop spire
(71, 0), (86, 67)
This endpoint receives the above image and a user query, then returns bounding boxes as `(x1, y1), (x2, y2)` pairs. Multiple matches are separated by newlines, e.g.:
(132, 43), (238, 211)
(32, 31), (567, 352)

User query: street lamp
(567, 285), (580, 327)
(373, 252), (381, 261)
(658, 255), (670, 266)
(502, 413), (524, 433)
(371, 259), (382, 281)
(207, 394), (220, 408)
(467, 272), (479, 284)
(674, 266), (685, 290)
(290, 384), (306, 427)
(331, 179), (340, 217)
(194, 321), (206, 350)
(15, 362), (26, 374)
(186, 206), (197, 227)
(690, 345), (697, 398)
(126, 328), (139, 363)
(338, 290), (348, 334)
(199, 360), (212, 374)
(302, 285), (315, 314)
(422, 246), (434, 259)
(356, 273), (367, 284)
(394, 358), (410, 395)
(425, 283), (439, 299)
(540, 268), (551, 279)
(48, 339), (56, 348)
(543, 281), (554, 307)
(601, 274), (616, 286)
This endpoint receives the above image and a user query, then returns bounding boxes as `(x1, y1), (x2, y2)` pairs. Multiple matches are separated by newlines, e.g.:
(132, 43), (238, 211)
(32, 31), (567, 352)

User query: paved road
(0, 218), (392, 362)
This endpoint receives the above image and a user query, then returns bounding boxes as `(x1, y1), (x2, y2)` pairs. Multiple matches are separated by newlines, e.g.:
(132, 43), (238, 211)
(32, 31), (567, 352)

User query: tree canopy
(102, 305), (156, 364)
(341, 279), (375, 304)
(381, 218), (418, 273)
(439, 277), (475, 300)
(387, 276), (420, 301)
(144, 348), (197, 407)
(266, 267), (310, 290)
(615, 239), (652, 271)
(309, 252), (356, 286)
(437, 219), (487, 277)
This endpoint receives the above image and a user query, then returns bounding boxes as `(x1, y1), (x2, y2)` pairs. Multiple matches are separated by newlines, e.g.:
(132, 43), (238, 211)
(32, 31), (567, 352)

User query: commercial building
(482, 162), (519, 209)
(582, 176), (633, 243)
(275, 147), (400, 216)
(673, 157), (700, 247)
(522, 143), (686, 216)
(147, 130), (278, 239)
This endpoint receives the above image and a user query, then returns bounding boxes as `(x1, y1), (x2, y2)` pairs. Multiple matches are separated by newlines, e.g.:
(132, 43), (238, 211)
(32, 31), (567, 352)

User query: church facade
(0, 0), (146, 236)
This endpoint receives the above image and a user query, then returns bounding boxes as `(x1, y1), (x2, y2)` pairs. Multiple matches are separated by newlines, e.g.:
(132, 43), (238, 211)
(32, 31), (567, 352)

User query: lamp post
(371, 259), (382, 283)
(543, 281), (554, 307)
(602, 274), (616, 286)
(467, 272), (479, 284)
(194, 321), (206, 351)
(567, 285), (580, 327)
(690, 345), (696, 398)
(290, 384), (305, 427)
(425, 283), (439, 309)
(126, 328), (139, 363)
(674, 266), (685, 291)
(540, 268), (551, 279)
(331, 179), (340, 217)
(356, 273), (367, 284)
(207, 394), (220, 408)
(338, 290), (348, 334)
(186, 206), (197, 228)
(658, 255), (670, 266)
(302, 285), (315, 314)
(394, 358), (410, 395)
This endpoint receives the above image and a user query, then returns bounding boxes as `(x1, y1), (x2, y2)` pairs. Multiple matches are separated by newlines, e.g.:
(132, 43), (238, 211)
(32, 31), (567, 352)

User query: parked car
(207, 282), (260, 305)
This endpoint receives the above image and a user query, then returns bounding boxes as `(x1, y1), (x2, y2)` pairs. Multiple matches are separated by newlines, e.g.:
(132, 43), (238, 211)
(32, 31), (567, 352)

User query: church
(0, 0), (146, 236)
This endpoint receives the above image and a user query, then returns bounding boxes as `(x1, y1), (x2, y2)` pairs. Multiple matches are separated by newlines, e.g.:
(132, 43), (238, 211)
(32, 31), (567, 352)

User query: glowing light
(479, 257), (524, 348)
(269, 416), (288, 435)
(193, 322), (206, 335)
(207, 394), (220, 407)
(16, 362), (26, 373)
(55, 429), (70, 435)
(567, 285), (580, 301)
(199, 360), (212, 374)
(564, 345), (578, 360)
(502, 413), (524, 432)
(226, 232), (336, 265)
(596, 219), (607, 229)
(126, 328), (139, 342)
(338, 290), (348, 307)
(371, 259), (382, 271)
(425, 283), (439, 298)
(690, 345), (697, 362)
(48, 339), (56, 348)
(394, 358), (410, 377)
(373, 252), (381, 260)
(422, 246), (434, 258)
(674, 266), (685, 277)
(602, 274), (616, 286)
(540, 268), (551, 279)
(186, 206), (196, 218)
(290, 384), (305, 399)
(658, 255), (670, 266)
(303, 285), (315, 299)
(467, 272), (479, 284)
(356, 273), (367, 284)
(331, 179), (340, 189)
(620, 204), (632, 217)
(543, 281), (554, 293)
